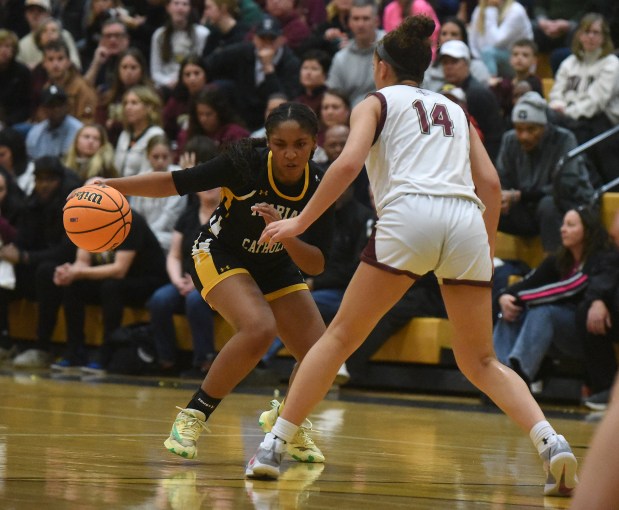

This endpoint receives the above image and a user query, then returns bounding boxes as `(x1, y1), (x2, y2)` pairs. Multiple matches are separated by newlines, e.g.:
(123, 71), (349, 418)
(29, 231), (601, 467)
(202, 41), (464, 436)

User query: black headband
(376, 42), (411, 77)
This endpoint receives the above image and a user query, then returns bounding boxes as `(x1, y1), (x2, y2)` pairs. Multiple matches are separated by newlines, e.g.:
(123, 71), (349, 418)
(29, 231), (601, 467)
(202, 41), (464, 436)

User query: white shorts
(361, 194), (493, 286)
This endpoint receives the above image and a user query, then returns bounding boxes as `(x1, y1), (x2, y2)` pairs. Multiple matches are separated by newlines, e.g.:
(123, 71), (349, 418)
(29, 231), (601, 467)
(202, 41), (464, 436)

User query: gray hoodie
(327, 29), (385, 106)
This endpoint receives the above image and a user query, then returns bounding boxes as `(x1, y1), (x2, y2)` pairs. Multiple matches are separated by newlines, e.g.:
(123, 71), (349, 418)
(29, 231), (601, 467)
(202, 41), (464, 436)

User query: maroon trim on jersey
(360, 230), (420, 280)
(367, 92), (387, 145)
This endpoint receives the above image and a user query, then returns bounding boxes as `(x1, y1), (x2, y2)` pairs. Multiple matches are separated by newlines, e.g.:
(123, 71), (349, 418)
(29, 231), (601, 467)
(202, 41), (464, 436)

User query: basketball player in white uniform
(247, 15), (579, 498)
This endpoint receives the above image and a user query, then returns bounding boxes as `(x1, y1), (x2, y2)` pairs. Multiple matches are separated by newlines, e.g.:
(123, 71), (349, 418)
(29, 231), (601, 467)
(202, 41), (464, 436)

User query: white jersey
(366, 85), (483, 216)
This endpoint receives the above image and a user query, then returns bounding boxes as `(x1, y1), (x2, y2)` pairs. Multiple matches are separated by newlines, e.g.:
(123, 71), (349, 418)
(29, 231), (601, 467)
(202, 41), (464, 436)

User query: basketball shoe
(259, 399), (325, 463)
(245, 432), (286, 479)
(540, 435), (578, 496)
(81, 361), (106, 376)
(51, 358), (82, 372)
(164, 407), (208, 459)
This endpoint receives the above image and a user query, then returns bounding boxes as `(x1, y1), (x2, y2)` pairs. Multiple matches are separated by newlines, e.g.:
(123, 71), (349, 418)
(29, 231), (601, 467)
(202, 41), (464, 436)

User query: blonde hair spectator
(114, 85), (165, 176)
(121, 85), (163, 129)
(469, 0), (532, 77)
(64, 124), (118, 182)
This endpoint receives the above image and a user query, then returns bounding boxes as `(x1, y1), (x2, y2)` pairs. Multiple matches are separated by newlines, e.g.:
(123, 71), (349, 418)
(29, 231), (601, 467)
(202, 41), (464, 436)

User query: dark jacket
(461, 74), (504, 162)
(0, 60), (31, 126)
(205, 41), (302, 131)
(15, 167), (81, 266)
(503, 250), (619, 309)
(497, 123), (594, 212)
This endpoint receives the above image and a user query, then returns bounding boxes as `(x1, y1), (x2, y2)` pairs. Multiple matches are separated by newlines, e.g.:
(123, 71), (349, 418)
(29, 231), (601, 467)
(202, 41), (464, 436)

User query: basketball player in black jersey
(100, 103), (335, 463)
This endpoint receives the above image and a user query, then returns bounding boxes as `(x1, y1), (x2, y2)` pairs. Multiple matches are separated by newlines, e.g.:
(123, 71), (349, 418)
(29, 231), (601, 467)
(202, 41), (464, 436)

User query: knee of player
(238, 317), (279, 349)
(454, 350), (497, 380)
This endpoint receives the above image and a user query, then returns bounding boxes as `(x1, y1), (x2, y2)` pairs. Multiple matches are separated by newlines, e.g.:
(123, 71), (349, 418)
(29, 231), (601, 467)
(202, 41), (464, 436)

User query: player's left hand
(251, 203), (282, 226)
(259, 216), (304, 247)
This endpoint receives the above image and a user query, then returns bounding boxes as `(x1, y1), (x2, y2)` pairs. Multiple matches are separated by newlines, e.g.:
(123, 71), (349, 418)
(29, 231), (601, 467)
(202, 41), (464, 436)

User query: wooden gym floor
(0, 368), (599, 509)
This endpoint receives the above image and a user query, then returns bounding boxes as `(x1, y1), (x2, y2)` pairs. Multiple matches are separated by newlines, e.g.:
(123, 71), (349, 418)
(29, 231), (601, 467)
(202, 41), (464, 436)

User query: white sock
(271, 417), (299, 443)
(530, 420), (558, 454)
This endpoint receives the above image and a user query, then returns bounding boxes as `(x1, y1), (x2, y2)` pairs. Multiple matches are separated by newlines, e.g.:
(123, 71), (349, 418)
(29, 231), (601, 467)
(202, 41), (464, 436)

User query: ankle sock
(530, 420), (558, 454)
(271, 417), (298, 443)
(186, 388), (221, 420)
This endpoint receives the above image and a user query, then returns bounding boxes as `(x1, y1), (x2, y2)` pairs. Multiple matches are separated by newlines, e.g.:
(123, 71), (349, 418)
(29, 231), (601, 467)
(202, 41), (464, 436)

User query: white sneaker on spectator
(529, 380), (544, 395)
(334, 363), (350, 385)
(12, 349), (51, 368)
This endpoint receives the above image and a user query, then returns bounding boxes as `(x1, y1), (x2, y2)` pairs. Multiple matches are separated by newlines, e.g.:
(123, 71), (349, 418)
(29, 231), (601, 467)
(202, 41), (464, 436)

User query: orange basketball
(63, 185), (132, 252)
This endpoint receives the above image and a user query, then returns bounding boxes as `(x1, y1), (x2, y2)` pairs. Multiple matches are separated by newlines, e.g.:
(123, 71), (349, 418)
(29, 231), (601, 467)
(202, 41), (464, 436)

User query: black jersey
(172, 147), (334, 271)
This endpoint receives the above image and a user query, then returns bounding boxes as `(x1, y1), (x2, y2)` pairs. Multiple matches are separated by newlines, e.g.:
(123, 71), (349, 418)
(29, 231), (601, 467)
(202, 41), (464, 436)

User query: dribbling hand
(66, 179), (105, 201)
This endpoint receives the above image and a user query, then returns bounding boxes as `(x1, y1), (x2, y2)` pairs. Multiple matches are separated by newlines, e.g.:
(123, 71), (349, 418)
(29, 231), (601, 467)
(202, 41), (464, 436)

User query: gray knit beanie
(512, 91), (548, 125)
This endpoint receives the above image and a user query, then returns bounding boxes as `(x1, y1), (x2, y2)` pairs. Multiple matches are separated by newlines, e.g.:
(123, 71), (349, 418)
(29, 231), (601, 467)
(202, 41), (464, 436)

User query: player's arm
(251, 203), (329, 275)
(260, 95), (380, 243)
(280, 204), (336, 275)
(101, 154), (239, 198)
(469, 125), (501, 258)
(102, 172), (177, 197)
(280, 237), (326, 275)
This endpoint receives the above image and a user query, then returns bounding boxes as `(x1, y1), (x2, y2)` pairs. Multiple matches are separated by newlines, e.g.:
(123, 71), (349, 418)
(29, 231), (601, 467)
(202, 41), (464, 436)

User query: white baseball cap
(25, 0), (51, 10)
(439, 40), (471, 63)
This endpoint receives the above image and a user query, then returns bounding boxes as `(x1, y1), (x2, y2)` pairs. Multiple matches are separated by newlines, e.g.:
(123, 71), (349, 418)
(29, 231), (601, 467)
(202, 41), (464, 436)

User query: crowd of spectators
(0, 0), (618, 408)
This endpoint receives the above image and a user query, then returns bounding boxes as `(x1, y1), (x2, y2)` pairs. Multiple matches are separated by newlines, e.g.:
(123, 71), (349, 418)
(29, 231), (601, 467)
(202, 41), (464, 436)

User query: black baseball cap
(40, 85), (68, 106)
(256, 15), (282, 38)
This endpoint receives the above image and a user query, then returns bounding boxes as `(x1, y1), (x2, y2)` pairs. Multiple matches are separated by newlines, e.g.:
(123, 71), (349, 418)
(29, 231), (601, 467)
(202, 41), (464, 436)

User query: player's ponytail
(378, 15), (434, 83)
(222, 138), (265, 187)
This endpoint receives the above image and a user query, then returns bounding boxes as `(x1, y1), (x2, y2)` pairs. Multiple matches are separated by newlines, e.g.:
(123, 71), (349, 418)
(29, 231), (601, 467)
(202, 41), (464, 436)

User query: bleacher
(8, 193), (619, 398)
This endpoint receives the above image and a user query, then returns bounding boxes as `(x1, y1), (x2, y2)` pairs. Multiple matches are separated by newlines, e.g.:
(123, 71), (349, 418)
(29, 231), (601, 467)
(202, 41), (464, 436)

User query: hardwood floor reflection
(0, 371), (596, 509)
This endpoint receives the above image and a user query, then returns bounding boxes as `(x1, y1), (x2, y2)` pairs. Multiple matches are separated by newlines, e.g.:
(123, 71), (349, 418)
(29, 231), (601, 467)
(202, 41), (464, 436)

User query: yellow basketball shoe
(258, 399), (325, 463)
(164, 407), (209, 459)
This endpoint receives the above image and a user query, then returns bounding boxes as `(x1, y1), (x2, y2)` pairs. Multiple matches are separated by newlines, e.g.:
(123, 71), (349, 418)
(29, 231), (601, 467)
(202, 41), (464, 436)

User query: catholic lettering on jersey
(173, 147), (334, 268)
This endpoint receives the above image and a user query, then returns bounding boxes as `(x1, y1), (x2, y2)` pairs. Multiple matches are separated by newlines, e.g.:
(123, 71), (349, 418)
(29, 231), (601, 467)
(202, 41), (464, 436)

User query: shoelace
(294, 426), (317, 448)
(270, 400), (318, 433)
(175, 406), (210, 439)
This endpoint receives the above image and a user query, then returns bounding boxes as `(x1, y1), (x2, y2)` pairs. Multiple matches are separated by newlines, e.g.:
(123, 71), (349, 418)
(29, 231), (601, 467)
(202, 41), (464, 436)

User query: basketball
(63, 184), (132, 252)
